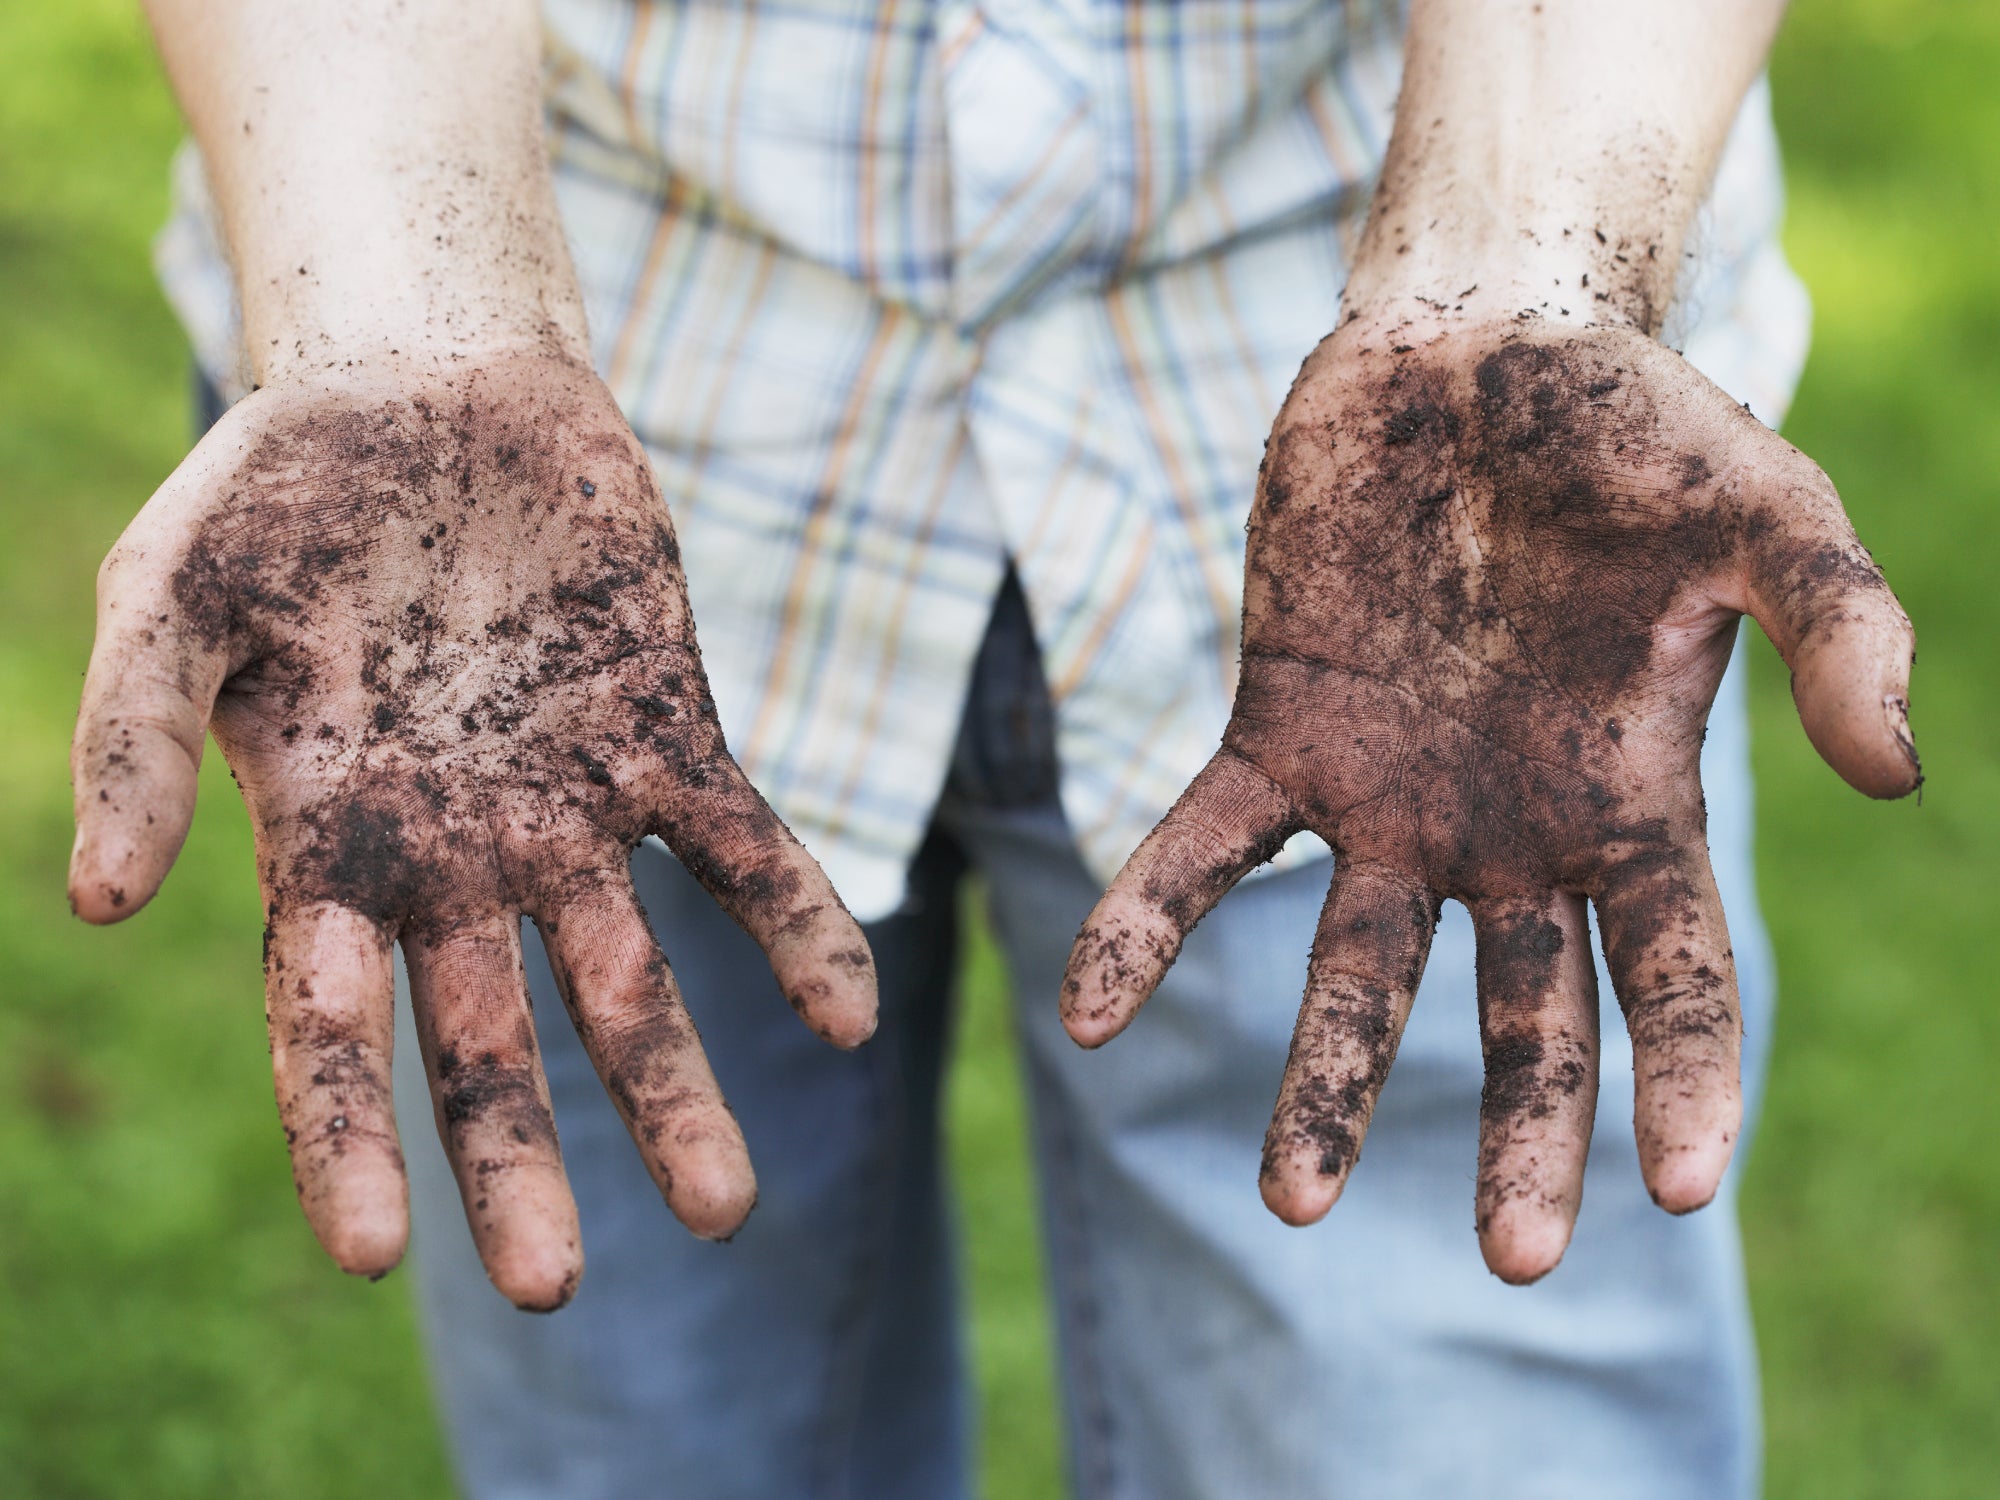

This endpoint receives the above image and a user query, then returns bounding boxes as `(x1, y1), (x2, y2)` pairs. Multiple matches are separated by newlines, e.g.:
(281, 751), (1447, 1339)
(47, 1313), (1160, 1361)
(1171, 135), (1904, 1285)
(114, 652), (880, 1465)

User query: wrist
(249, 343), (598, 411)
(242, 220), (591, 385)
(1342, 213), (1678, 341)
(249, 304), (592, 388)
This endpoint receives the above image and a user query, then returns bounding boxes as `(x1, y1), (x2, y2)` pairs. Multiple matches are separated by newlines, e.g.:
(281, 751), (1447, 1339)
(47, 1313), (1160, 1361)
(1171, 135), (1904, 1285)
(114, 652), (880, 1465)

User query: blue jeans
(384, 568), (1773, 1500)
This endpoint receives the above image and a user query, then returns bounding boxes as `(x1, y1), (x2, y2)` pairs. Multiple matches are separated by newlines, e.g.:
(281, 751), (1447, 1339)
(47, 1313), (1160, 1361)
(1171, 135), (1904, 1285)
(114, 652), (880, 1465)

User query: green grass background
(1, 2), (1993, 1495)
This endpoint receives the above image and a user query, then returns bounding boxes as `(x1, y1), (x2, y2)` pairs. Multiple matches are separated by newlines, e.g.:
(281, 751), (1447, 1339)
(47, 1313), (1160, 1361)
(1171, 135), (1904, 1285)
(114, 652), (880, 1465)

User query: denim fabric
(385, 578), (1773, 1500)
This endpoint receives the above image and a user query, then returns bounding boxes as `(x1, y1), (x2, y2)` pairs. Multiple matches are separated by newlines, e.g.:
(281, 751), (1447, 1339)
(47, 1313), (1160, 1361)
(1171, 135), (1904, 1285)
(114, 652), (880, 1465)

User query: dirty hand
(69, 351), (877, 1308)
(1063, 316), (1918, 1282)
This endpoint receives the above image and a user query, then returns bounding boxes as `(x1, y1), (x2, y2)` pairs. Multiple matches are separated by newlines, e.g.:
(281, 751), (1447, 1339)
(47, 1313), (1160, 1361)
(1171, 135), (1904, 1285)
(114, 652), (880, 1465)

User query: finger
(655, 756), (878, 1050)
(1469, 892), (1601, 1284)
(1260, 862), (1438, 1226)
(265, 901), (408, 1278)
(1062, 748), (1299, 1048)
(69, 541), (230, 922)
(1594, 849), (1741, 1216)
(405, 911), (582, 1311)
(1734, 452), (1919, 799)
(538, 869), (756, 1241)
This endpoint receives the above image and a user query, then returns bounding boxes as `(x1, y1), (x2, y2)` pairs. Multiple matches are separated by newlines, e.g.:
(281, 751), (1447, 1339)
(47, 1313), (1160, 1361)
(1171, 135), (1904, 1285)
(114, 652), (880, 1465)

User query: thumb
(69, 534), (231, 922)
(1736, 451), (1919, 800)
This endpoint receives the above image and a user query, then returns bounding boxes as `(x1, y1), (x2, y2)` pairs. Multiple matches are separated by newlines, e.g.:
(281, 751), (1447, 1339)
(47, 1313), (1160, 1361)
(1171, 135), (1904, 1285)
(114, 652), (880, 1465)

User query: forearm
(144, 0), (587, 382)
(1344, 0), (1788, 333)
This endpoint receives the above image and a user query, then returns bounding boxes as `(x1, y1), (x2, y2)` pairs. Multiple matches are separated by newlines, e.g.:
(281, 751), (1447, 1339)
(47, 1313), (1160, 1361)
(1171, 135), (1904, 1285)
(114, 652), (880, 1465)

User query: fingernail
(67, 831), (89, 915)
(1884, 694), (1924, 793)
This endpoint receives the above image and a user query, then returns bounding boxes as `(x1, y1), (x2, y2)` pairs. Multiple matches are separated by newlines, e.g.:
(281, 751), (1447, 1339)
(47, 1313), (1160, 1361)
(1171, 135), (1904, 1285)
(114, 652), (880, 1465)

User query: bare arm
(143, 0), (586, 379)
(1344, 0), (1789, 335)
(73, 1), (878, 1310)
(1067, 0), (1916, 1283)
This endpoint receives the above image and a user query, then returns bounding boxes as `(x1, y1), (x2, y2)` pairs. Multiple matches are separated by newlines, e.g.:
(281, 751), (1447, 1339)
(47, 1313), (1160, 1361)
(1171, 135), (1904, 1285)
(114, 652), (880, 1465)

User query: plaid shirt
(158, 0), (1810, 921)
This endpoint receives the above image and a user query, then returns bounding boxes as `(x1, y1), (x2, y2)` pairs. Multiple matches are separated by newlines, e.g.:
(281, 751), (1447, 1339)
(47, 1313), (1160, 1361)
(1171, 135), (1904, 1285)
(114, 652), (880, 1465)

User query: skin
(1064, 0), (1921, 1284)
(71, 2), (877, 1310)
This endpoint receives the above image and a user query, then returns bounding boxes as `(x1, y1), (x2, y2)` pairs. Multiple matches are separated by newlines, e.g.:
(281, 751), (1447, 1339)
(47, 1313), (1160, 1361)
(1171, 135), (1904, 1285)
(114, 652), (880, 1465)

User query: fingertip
(323, 1211), (411, 1283)
(1795, 651), (1923, 799)
(1883, 692), (1924, 793)
(1772, 568), (1920, 799)
(69, 741), (200, 921)
(1060, 904), (1180, 1049)
(1053, 750), (1295, 1048)
(672, 1161), (760, 1242)
(1060, 993), (1129, 1050)
(1479, 1210), (1573, 1286)
(475, 1183), (587, 1310)
(790, 948), (879, 1050)
(1259, 1162), (1343, 1227)
(304, 1161), (411, 1281)
(823, 1008), (879, 1051)
(71, 680), (208, 922)
(67, 833), (167, 925)
(786, 976), (878, 1051)
(1629, 1078), (1737, 1217)
(1857, 691), (1924, 801)
(661, 779), (889, 1053)
(638, 1108), (757, 1240)
(68, 882), (137, 927)
(1645, 1145), (1730, 1217)
(1639, 1106), (1737, 1214)
(758, 905), (882, 1049)
(492, 1240), (586, 1313)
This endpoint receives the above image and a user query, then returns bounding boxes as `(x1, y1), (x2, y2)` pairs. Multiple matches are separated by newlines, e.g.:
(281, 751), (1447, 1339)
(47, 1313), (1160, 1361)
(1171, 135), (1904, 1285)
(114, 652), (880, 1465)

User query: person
(74, 0), (1919, 1494)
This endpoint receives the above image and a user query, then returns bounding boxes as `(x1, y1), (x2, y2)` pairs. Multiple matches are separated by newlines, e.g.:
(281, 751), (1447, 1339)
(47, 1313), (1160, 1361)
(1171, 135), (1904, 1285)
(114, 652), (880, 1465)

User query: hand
(1062, 316), (1917, 1282)
(70, 349), (878, 1308)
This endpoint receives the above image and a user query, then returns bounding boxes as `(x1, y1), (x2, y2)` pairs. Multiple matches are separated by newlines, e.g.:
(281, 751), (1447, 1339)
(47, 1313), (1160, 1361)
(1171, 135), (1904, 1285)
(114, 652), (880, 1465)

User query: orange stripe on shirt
(1207, 255), (1279, 434)
(743, 306), (908, 763)
(1190, 184), (1279, 425)
(958, 101), (1089, 259)
(1120, 0), (1153, 272)
(1049, 519), (1152, 703)
(721, 0), (760, 196)
(677, 240), (782, 521)
(1303, 78), (1363, 184)
(616, 2), (657, 151)
(825, 421), (972, 826)
(1017, 399), (1094, 563)
(1082, 690), (1189, 845)
(606, 177), (689, 391)
(1104, 290), (1238, 675)
(938, 6), (986, 71)
(856, 0), (903, 282)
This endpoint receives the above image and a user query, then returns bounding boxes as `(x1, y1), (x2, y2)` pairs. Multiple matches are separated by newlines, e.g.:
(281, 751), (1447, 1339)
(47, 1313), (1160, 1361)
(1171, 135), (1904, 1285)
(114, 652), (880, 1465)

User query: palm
(204, 367), (716, 921)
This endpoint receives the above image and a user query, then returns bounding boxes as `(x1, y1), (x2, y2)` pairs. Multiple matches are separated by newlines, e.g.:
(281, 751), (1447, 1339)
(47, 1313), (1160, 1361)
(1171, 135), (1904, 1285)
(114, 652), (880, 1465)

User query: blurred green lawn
(1, 2), (1994, 1495)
